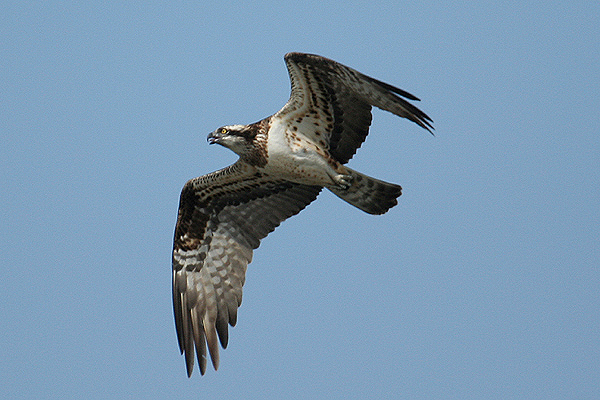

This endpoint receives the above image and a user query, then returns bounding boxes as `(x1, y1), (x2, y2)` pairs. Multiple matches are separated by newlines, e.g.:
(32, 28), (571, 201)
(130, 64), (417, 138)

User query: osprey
(172, 52), (433, 376)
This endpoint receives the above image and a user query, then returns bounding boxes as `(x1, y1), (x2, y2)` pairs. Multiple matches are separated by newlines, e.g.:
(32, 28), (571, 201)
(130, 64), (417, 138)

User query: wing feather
(277, 52), (433, 164)
(173, 53), (433, 377)
(172, 160), (321, 376)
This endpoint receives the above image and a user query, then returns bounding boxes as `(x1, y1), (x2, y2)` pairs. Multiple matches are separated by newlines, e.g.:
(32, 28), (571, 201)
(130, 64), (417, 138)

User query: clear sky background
(1, 1), (598, 399)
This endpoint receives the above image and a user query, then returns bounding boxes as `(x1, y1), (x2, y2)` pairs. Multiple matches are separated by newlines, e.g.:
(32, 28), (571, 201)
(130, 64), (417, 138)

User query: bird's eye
(220, 128), (228, 134)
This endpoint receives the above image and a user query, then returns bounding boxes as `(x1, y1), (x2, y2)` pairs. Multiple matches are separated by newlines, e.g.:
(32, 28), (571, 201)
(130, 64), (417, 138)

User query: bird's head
(207, 125), (254, 157)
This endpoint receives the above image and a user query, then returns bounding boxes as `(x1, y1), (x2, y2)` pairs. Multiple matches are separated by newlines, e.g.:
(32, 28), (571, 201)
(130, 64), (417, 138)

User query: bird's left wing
(277, 52), (433, 164)
(172, 160), (321, 376)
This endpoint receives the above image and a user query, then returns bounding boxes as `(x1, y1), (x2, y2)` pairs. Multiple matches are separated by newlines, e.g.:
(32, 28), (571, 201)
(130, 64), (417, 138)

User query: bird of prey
(172, 52), (433, 376)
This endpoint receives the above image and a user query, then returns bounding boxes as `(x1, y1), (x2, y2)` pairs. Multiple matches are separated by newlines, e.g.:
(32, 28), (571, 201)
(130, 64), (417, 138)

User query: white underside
(262, 119), (343, 186)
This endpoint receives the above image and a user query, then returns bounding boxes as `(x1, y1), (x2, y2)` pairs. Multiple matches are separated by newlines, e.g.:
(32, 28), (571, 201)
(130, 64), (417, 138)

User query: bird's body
(264, 120), (346, 186)
(172, 52), (433, 376)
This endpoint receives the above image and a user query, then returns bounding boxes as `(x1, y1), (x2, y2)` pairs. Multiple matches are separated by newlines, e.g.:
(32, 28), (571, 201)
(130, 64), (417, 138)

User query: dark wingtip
(370, 76), (435, 134)
(185, 350), (194, 377)
(216, 318), (229, 349)
(421, 117), (435, 136)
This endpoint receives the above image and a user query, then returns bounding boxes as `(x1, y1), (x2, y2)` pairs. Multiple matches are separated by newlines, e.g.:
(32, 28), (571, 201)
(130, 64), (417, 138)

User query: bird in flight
(172, 52), (433, 376)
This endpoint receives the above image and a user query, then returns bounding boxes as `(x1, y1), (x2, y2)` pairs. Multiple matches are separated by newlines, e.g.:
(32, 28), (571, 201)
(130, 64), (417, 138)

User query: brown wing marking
(173, 161), (321, 376)
(278, 52), (433, 164)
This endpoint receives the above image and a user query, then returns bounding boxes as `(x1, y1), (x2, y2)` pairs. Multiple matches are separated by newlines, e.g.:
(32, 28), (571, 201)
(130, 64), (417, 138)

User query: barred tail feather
(328, 168), (402, 215)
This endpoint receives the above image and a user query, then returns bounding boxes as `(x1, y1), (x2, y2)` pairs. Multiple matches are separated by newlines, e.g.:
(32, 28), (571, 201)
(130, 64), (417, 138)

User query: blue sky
(1, 1), (598, 399)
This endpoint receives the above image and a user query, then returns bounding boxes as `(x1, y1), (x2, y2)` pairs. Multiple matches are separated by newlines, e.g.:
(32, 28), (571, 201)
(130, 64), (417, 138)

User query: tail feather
(328, 168), (402, 215)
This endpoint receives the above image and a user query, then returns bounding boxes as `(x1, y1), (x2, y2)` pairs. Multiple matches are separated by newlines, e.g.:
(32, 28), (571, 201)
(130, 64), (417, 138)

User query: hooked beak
(207, 130), (221, 145)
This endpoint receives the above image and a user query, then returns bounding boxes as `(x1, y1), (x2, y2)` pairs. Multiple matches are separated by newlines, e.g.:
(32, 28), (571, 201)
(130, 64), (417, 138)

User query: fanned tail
(328, 168), (402, 215)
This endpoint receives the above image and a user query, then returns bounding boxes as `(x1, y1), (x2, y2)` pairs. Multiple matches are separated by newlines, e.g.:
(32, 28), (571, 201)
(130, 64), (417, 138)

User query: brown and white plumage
(172, 52), (433, 376)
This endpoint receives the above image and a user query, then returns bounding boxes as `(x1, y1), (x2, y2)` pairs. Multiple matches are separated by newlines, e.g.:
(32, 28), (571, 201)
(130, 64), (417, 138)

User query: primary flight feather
(172, 52), (433, 376)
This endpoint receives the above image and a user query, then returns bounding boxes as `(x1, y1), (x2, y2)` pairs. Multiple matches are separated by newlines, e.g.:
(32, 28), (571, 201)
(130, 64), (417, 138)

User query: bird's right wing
(172, 160), (321, 376)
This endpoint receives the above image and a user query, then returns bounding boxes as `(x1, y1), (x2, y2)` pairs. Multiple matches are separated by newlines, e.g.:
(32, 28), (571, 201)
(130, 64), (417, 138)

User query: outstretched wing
(277, 52), (433, 164)
(172, 160), (321, 376)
